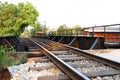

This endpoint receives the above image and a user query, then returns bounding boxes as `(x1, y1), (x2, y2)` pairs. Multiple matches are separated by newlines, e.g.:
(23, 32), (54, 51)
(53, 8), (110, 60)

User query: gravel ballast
(8, 62), (61, 80)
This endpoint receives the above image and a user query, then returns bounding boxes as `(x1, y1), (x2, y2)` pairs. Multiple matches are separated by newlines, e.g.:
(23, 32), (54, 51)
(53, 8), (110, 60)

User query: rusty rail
(49, 39), (120, 69)
(29, 39), (90, 80)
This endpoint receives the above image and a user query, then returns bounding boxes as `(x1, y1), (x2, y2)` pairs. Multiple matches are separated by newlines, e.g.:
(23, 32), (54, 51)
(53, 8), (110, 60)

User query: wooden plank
(29, 66), (57, 71)
(27, 57), (50, 63)
(61, 57), (87, 61)
(9, 52), (45, 58)
(54, 53), (73, 55)
(85, 70), (120, 77)
(10, 52), (42, 54)
(27, 53), (44, 58)
(37, 74), (70, 80)
(70, 63), (104, 68)
(58, 55), (78, 58)
(51, 51), (69, 54)
(29, 48), (40, 51)
(28, 46), (38, 49)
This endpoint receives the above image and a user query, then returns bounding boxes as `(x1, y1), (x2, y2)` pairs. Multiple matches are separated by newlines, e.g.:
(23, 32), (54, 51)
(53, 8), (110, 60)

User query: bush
(0, 46), (15, 68)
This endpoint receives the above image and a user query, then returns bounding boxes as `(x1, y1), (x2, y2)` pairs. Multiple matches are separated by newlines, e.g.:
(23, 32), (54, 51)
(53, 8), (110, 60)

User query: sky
(1, 0), (120, 29)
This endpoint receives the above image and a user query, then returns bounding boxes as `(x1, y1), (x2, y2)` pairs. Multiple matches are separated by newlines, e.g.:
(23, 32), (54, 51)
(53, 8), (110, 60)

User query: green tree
(57, 24), (68, 35)
(72, 25), (81, 29)
(0, 46), (15, 68)
(57, 24), (67, 31)
(34, 22), (42, 32)
(71, 25), (82, 36)
(0, 2), (39, 36)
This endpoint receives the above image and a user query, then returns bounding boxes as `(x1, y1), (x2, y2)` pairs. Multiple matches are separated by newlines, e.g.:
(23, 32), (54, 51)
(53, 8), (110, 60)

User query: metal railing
(83, 24), (120, 43)
(49, 24), (120, 44)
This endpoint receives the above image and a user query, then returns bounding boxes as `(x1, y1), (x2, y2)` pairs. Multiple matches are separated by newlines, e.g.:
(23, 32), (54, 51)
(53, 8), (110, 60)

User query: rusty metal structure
(45, 24), (120, 48)
(83, 24), (120, 47)
(46, 36), (104, 49)
(0, 36), (26, 51)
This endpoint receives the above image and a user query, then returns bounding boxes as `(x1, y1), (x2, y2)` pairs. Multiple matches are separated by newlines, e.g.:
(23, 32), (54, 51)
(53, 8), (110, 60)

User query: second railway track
(24, 38), (120, 80)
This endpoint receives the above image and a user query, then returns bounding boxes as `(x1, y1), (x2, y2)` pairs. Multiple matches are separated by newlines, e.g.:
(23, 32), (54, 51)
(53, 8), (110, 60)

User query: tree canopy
(51, 24), (82, 36)
(0, 2), (39, 36)
(57, 24), (67, 31)
(72, 25), (81, 29)
(57, 24), (81, 31)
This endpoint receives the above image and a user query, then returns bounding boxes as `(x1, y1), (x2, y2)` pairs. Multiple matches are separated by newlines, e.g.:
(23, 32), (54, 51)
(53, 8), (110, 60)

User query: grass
(0, 46), (27, 68)
(0, 46), (15, 68)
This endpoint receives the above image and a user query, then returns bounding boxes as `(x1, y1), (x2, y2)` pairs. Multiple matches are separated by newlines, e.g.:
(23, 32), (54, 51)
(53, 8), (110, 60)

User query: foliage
(0, 2), (39, 36)
(55, 24), (82, 36)
(34, 22), (42, 32)
(0, 46), (27, 68)
(0, 46), (15, 68)
(20, 22), (42, 38)
(71, 25), (81, 35)
(57, 24), (67, 31)
(72, 25), (81, 29)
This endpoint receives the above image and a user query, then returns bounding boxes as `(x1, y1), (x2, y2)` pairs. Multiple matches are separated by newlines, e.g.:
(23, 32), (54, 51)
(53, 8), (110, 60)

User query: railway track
(14, 38), (70, 80)
(23, 38), (120, 80)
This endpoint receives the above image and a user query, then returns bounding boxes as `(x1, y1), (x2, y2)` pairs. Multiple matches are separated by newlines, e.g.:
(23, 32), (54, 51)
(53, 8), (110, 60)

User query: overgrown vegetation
(0, 46), (27, 68)
(0, 1), (39, 36)
(0, 46), (15, 68)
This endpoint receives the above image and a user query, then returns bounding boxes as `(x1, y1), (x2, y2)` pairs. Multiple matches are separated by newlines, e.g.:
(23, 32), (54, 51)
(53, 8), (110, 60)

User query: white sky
(1, 0), (120, 29)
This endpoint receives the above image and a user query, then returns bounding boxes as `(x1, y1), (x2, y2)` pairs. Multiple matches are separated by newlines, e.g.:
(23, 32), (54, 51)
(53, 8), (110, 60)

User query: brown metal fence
(83, 24), (120, 43)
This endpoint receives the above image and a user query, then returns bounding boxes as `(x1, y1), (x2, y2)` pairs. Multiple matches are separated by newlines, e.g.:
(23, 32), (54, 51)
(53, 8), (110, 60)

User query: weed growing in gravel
(0, 46), (15, 68)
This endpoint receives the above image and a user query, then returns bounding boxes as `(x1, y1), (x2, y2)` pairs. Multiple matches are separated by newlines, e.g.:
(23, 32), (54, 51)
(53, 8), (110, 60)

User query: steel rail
(34, 38), (120, 69)
(29, 39), (90, 80)
(51, 40), (120, 70)
(35, 38), (120, 69)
